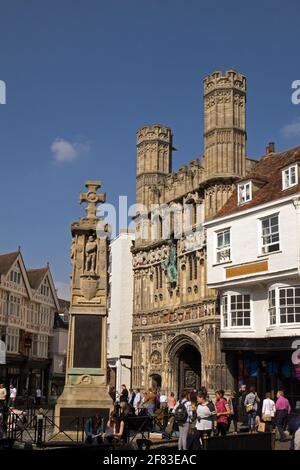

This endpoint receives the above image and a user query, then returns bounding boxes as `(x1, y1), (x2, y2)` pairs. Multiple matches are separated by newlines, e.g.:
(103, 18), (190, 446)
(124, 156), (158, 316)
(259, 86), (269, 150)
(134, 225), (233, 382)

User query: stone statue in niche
(85, 235), (97, 273)
(164, 241), (178, 285)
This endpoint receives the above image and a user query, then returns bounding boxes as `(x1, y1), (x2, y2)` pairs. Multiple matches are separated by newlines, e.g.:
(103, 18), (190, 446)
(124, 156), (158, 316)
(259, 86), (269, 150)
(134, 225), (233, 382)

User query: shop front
(223, 337), (300, 409)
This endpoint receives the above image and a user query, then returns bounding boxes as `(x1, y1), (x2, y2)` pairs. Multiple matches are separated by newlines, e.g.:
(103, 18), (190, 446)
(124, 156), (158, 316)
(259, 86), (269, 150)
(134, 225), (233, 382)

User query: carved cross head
(79, 180), (106, 219)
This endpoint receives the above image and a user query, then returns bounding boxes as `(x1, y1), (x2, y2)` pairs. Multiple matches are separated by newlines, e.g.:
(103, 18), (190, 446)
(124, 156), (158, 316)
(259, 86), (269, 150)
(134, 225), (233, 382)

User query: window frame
(238, 180), (252, 205)
(260, 213), (280, 255)
(221, 293), (252, 329)
(215, 228), (231, 264)
(282, 164), (298, 190)
(268, 286), (300, 326)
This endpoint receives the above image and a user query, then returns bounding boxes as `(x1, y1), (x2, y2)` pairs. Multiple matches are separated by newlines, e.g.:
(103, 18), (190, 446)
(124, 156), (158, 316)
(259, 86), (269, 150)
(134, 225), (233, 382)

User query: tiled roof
(216, 146), (300, 218)
(27, 268), (48, 289)
(0, 251), (19, 275)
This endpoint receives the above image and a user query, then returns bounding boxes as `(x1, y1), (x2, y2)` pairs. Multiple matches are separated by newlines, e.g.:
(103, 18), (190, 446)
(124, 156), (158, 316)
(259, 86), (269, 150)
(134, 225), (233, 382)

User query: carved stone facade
(132, 70), (256, 394)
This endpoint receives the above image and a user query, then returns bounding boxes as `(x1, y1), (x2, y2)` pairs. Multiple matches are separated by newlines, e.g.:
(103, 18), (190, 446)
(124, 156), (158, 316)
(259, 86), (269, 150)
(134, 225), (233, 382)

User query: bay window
(268, 286), (300, 325)
(221, 293), (251, 328)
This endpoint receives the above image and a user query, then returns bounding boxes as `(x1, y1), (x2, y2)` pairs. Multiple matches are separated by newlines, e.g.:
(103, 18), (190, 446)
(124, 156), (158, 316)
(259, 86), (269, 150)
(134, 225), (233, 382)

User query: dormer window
(282, 164), (298, 190)
(238, 181), (252, 205)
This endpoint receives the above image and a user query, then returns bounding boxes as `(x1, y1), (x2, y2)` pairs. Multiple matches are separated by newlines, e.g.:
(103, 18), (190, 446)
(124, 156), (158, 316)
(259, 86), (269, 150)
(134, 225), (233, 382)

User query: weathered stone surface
(132, 71), (253, 394)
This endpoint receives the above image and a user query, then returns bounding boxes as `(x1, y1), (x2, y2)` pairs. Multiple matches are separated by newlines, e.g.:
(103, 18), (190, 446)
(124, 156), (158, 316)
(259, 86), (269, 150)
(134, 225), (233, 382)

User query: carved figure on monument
(85, 235), (97, 273)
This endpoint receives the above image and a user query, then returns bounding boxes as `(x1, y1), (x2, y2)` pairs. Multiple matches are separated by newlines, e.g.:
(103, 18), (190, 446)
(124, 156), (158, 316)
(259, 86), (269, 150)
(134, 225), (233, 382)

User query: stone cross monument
(55, 180), (112, 431)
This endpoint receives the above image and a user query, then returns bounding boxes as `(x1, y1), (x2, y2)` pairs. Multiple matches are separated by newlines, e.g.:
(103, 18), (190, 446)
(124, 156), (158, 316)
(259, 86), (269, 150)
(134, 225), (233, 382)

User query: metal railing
(0, 407), (171, 448)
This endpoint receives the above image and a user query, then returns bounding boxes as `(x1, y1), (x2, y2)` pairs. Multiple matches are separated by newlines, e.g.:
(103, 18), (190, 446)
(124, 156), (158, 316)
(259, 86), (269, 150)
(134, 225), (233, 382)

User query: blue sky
(0, 0), (300, 299)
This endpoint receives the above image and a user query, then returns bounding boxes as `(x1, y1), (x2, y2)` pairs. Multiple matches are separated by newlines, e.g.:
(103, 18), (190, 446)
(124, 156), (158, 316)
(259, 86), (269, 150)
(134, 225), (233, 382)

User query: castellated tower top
(135, 124), (173, 208)
(136, 124), (173, 178)
(203, 69), (246, 95)
(137, 124), (173, 147)
(203, 69), (247, 179)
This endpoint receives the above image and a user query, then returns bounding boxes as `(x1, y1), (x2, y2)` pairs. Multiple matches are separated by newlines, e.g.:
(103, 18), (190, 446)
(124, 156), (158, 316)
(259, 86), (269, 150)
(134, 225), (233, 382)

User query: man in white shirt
(9, 384), (17, 407)
(35, 387), (42, 407)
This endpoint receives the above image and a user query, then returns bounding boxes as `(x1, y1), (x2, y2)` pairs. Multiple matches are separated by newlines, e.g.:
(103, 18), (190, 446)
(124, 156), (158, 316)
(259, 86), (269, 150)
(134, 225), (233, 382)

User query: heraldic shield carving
(80, 274), (99, 301)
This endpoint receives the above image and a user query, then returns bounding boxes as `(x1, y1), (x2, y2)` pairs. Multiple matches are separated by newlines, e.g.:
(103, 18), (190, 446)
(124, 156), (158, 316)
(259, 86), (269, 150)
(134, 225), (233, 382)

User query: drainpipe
(293, 196), (300, 277)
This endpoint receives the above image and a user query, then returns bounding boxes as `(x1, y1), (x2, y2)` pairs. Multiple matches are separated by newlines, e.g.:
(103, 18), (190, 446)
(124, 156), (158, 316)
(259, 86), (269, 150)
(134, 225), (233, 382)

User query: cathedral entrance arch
(177, 345), (201, 394)
(167, 335), (201, 395)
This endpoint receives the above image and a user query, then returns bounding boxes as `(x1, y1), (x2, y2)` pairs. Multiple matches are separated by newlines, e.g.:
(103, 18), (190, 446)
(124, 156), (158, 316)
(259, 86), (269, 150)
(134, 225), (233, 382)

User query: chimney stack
(265, 142), (275, 156)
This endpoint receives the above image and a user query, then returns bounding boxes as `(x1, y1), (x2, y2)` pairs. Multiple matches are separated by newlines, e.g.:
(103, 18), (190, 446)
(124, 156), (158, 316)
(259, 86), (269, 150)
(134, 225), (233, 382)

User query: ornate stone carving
(85, 235), (97, 273)
(151, 351), (162, 365)
(79, 181), (106, 220)
(78, 375), (93, 385)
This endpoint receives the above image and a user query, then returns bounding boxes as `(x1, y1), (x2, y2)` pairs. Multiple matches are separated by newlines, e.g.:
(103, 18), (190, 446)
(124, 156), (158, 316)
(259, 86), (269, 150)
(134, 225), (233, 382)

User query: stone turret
(136, 124), (173, 209)
(203, 69), (247, 179)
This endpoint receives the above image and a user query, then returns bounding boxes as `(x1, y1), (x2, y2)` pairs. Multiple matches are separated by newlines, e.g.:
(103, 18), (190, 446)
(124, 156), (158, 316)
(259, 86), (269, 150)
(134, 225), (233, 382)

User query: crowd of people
(106, 383), (300, 450)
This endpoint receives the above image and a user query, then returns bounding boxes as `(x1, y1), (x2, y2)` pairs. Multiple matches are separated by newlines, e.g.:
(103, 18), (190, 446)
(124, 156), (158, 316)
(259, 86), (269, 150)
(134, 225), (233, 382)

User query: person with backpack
(244, 387), (260, 433)
(173, 390), (193, 450)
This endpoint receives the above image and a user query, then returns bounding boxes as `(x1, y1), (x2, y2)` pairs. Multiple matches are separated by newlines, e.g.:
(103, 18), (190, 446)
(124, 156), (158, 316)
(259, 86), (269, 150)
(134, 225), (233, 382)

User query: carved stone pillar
(55, 181), (112, 432)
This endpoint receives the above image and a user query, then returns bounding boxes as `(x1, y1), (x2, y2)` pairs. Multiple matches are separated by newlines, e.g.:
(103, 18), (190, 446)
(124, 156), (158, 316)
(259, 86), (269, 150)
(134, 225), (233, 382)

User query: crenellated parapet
(137, 124), (173, 147)
(203, 69), (246, 95)
(163, 158), (205, 203)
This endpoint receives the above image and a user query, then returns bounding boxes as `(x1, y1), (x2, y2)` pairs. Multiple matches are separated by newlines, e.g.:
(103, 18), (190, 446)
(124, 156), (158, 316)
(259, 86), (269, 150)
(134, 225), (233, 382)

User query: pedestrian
(275, 390), (291, 442)
(128, 388), (136, 407)
(143, 389), (156, 416)
(238, 384), (247, 425)
(85, 414), (103, 445)
(109, 386), (116, 403)
(215, 390), (230, 436)
(119, 384), (129, 403)
(133, 388), (142, 414)
(288, 412), (300, 450)
(262, 392), (275, 432)
(168, 392), (176, 412)
(35, 387), (42, 407)
(8, 384), (17, 408)
(0, 383), (7, 409)
(159, 390), (168, 409)
(189, 389), (198, 409)
(173, 390), (193, 450)
(193, 391), (214, 450)
(227, 390), (238, 434)
(244, 386), (260, 433)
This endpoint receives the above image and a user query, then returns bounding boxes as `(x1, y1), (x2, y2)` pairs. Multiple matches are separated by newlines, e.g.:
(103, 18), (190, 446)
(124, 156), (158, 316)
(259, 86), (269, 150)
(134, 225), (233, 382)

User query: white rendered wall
(205, 196), (300, 339)
(107, 231), (134, 387)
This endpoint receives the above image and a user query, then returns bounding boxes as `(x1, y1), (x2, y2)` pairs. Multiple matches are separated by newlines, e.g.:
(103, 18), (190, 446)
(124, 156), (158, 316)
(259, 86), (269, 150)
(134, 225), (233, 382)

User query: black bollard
(36, 411), (44, 447)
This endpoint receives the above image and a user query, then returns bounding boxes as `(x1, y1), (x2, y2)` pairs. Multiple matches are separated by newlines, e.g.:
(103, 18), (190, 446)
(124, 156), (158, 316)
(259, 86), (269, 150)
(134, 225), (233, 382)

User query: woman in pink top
(215, 390), (230, 436)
